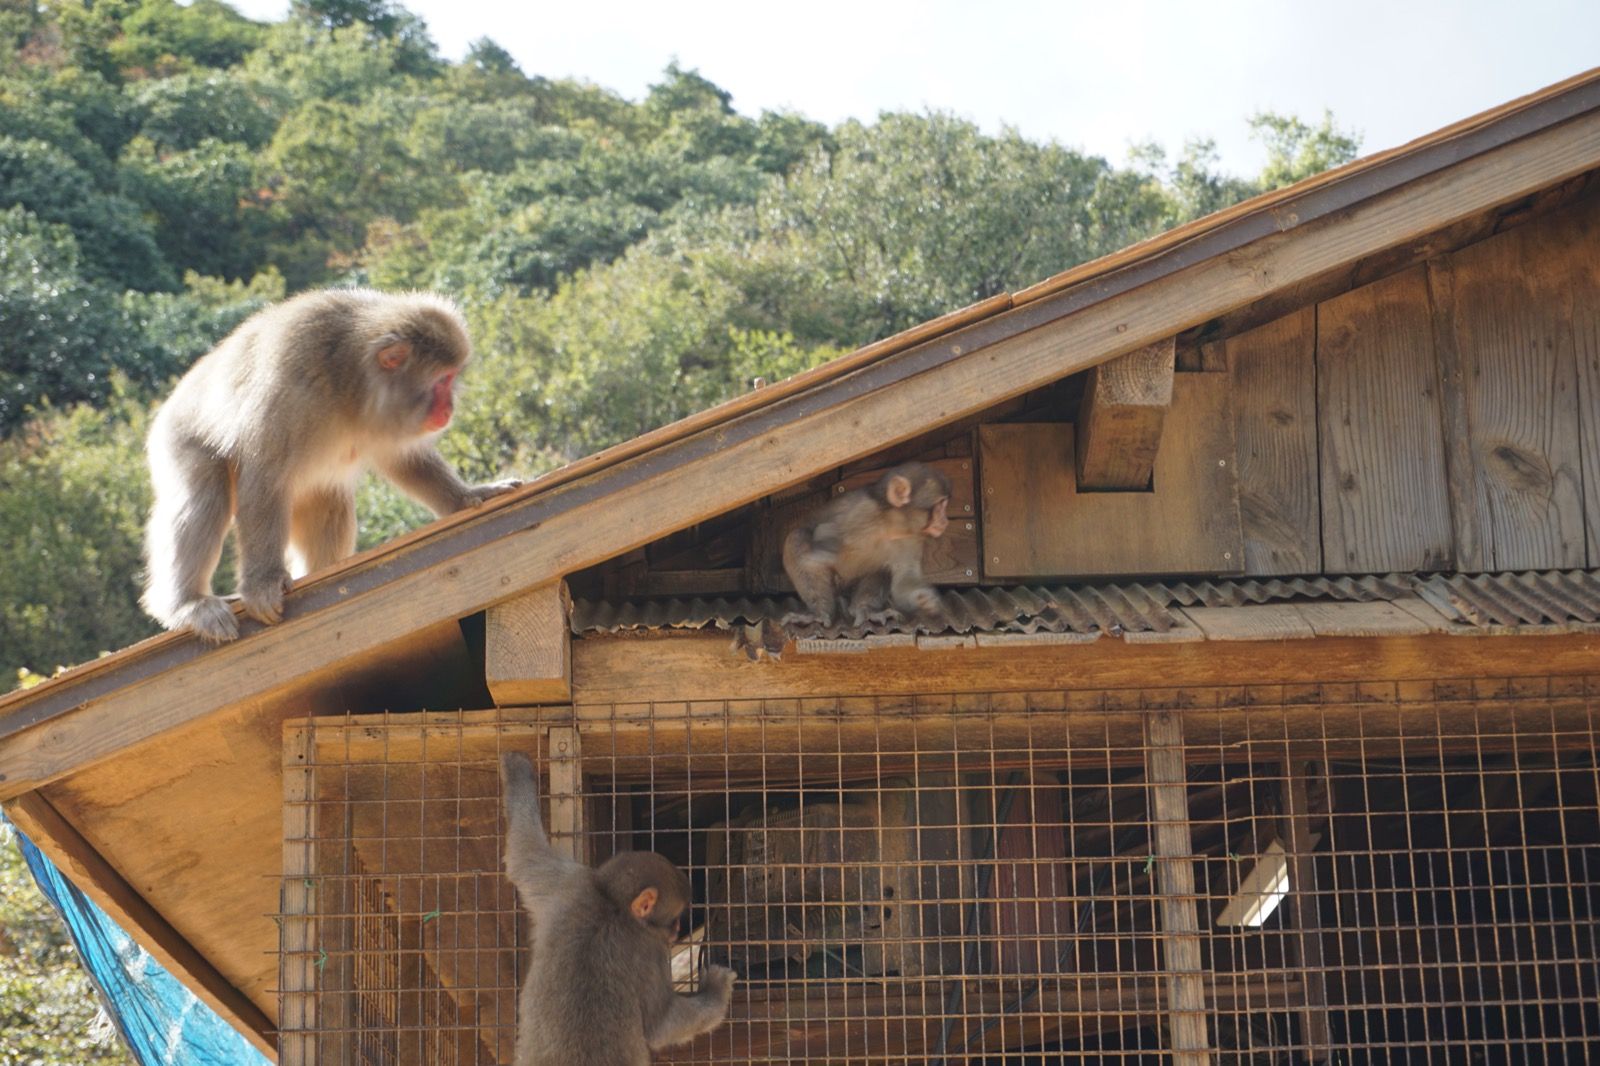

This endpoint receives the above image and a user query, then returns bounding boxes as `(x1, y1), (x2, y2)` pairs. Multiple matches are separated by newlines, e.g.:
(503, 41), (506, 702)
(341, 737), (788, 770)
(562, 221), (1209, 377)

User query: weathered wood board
(1228, 307), (1321, 575)
(979, 374), (1242, 578)
(1576, 197), (1600, 566)
(1316, 266), (1454, 573)
(1437, 217), (1587, 570)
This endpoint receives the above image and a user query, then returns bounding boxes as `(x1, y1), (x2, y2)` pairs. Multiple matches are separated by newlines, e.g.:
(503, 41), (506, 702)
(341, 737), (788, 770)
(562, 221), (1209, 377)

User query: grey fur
(500, 753), (735, 1065)
(782, 461), (951, 627)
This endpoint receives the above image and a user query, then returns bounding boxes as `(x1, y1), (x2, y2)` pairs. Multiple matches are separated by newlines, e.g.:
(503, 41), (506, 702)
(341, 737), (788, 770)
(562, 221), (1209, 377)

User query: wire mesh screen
(279, 677), (1600, 1064)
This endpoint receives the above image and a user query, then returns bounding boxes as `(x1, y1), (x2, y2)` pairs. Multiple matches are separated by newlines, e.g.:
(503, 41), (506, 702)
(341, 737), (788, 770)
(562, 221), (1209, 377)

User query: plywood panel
(1317, 266), (1453, 572)
(1228, 308), (1321, 575)
(979, 375), (1242, 578)
(1442, 217), (1587, 569)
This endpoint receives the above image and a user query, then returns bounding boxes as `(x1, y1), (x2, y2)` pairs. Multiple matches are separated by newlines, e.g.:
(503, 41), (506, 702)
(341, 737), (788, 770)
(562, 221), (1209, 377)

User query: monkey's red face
(422, 371), (457, 432)
(376, 340), (461, 435)
(923, 496), (950, 538)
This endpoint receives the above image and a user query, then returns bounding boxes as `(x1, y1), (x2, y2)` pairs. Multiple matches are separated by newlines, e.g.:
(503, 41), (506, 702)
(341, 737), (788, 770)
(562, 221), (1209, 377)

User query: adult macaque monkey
(500, 752), (736, 1065)
(783, 461), (951, 627)
(142, 289), (520, 643)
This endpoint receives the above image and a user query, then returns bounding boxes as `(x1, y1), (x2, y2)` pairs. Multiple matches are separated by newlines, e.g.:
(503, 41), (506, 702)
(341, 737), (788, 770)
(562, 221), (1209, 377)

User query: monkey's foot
(240, 573), (292, 626)
(169, 597), (239, 643)
(465, 478), (523, 505)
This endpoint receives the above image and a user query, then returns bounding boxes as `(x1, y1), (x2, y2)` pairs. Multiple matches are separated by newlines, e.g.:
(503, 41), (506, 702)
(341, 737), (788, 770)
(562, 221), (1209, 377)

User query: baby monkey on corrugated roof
(500, 753), (737, 1065)
(141, 289), (521, 643)
(783, 461), (952, 628)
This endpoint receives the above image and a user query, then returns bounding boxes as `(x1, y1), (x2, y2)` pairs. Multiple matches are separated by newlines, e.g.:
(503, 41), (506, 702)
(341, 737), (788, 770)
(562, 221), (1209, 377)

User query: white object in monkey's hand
(500, 752), (737, 1065)
(141, 289), (523, 643)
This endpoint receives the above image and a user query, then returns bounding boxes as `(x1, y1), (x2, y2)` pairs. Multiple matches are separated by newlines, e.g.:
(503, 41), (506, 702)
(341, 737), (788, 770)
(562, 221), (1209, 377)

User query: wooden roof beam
(3, 102), (1600, 801)
(1075, 337), (1177, 491)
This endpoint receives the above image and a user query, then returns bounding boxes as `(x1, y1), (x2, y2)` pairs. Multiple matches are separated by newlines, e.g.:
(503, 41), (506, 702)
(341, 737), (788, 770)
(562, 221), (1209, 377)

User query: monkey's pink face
(422, 371), (457, 433)
(376, 341), (462, 435)
(923, 497), (950, 538)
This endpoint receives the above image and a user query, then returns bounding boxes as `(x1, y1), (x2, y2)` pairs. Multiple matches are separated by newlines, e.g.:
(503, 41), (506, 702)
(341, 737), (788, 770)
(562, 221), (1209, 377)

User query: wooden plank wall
(1230, 190), (1600, 576)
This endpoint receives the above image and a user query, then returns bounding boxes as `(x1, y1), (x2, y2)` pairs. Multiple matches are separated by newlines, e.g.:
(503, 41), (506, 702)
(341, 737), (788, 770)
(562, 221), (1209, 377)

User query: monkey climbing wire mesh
(6, 815), (271, 1066)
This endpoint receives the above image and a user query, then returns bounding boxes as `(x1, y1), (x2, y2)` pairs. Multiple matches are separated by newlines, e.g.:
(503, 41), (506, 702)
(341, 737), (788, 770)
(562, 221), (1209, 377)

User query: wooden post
(486, 581), (572, 705)
(546, 726), (585, 862)
(280, 725), (318, 1066)
(1076, 337), (1177, 490)
(1282, 762), (1331, 1061)
(1144, 710), (1213, 1065)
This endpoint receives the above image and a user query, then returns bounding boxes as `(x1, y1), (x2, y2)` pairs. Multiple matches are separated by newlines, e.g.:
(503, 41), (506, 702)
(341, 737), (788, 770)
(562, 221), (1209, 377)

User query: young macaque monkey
(782, 461), (951, 628)
(141, 288), (521, 643)
(500, 753), (736, 1066)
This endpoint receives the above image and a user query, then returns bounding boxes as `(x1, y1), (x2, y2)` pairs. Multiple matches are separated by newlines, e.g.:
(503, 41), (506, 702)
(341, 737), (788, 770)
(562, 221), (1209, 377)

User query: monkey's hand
(464, 478), (523, 505)
(241, 571), (293, 627)
(701, 964), (737, 1004)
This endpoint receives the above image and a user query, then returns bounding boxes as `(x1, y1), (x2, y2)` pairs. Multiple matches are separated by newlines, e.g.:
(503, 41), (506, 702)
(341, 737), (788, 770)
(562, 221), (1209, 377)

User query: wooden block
(1075, 337), (1176, 490)
(485, 581), (571, 705)
(1295, 600), (1435, 638)
(750, 456), (979, 591)
(1180, 605), (1315, 641)
(1437, 207), (1589, 570)
(979, 374), (1243, 578)
(1317, 266), (1454, 572)
(1227, 308), (1321, 574)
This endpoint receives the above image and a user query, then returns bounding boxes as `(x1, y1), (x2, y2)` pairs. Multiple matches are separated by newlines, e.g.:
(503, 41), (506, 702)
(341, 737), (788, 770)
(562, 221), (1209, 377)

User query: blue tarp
(6, 814), (271, 1066)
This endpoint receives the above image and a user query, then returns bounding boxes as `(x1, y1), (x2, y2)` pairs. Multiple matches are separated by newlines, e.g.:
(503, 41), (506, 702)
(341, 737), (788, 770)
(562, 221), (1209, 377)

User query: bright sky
(229, 0), (1600, 175)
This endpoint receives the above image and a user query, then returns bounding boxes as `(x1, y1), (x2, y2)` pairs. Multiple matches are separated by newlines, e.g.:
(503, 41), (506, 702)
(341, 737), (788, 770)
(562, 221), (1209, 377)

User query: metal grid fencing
(279, 677), (1600, 1064)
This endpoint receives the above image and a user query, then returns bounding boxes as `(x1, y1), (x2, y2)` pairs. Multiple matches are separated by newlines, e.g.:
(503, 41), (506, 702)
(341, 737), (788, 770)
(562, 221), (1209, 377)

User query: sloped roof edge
(3, 67), (1600, 784)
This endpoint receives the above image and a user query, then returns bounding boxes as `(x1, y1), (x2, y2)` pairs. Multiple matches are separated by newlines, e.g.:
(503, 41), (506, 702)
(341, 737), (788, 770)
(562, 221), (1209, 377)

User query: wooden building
(4, 70), (1600, 1064)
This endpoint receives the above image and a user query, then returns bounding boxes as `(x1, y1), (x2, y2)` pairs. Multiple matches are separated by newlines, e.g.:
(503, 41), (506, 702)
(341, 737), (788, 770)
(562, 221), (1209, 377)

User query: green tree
(131, 71), (279, 151)
(0, 207), (149, 431)
(0, 135), (174, 290)
(1251, 109), (1362, 189)
(0, 393), (157, 676)
(120, 136), (269, 280)
(108, 0), (267, 75)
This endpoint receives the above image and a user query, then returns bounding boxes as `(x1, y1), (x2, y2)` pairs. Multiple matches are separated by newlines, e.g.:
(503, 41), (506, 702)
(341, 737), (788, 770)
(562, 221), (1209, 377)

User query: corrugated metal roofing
(570, 571), (1598, 639)
(1414, 570), (1600, 627)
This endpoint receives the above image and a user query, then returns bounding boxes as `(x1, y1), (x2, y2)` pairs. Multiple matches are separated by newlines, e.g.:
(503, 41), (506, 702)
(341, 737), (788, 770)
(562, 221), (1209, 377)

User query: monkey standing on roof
(141, 288), (521, 643)
(500, 752), (736, 1065)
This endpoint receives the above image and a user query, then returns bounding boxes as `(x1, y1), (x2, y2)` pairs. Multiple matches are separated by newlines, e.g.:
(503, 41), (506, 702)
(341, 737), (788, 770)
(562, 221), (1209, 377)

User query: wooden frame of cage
(280, 677), (1600, 1065)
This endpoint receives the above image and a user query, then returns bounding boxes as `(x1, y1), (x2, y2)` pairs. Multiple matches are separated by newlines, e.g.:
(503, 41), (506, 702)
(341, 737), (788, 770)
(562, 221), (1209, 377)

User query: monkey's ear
(885, 475), (913, 508)
(630, 887), (659, 921)
(374, 338), (411, 371)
